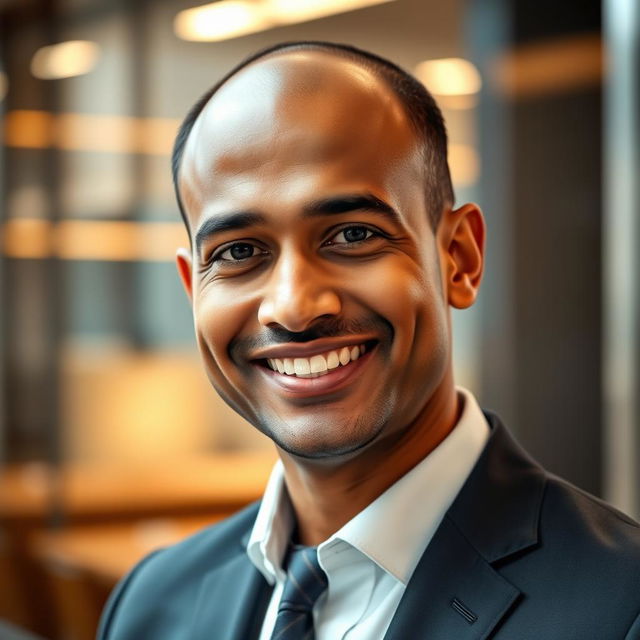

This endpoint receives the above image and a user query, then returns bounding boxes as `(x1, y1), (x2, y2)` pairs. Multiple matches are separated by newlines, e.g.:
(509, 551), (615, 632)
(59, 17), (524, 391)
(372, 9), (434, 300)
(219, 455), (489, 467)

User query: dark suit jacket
(98, 413), (640, 639)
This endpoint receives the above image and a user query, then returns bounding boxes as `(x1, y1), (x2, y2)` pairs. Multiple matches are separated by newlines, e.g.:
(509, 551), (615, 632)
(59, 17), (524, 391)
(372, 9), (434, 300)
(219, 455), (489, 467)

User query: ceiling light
(174, 1), (273, 42)
(414, 58), (482, 97)
(31, 40), (100, 80)
(175, 0), (397, 41)
(266, 0), (394, 24)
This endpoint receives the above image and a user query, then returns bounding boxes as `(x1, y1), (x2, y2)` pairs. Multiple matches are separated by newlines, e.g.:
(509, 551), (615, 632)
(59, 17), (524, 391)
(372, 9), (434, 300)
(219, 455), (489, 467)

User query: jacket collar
(447, 411), (546, 563)
(384, 412), (547, 640)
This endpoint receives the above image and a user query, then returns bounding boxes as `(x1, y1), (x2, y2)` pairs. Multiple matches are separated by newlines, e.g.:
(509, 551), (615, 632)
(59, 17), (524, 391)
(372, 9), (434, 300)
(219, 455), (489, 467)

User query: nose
(257, 250), (342, 332)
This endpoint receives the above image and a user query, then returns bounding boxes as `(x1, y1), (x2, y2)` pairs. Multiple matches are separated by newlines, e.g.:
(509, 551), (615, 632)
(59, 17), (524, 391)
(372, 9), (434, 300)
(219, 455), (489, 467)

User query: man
(98, 42), (640, 639)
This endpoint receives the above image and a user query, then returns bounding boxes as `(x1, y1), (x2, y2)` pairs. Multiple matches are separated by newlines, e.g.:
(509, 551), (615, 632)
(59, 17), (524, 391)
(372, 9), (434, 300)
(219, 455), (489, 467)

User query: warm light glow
(494, 34), (602, 98)
(174, 1), (273, 42)
(448, 144), (480, 187)
(31, 40), (100, 80)
(56, 221), (143, 261)
(414, 58), (482, 97)
(4, 110), (55, 148)
(55, 113), (136, 153)
(3, 110), (179, 155)
(2, 219), (187, 262)
(175, 0), (397, 41)
(55, 221), (188, 261)
(266, 0), (394, 24)
(436, 94), (478, 110)
(2, 218), (53, 259)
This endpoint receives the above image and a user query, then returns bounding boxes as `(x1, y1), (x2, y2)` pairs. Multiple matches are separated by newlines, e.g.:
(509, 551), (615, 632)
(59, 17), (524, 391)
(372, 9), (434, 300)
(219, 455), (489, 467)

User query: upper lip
(249, 336), (378, 361)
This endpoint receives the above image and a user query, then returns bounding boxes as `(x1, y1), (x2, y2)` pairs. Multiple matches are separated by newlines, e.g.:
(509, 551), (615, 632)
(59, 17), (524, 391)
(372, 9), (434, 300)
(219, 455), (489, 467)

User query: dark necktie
(270, 545), (328, 640)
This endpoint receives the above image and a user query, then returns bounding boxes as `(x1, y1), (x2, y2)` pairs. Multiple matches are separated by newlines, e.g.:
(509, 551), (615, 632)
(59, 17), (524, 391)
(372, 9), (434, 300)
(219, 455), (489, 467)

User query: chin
(255, 407), (390, 461)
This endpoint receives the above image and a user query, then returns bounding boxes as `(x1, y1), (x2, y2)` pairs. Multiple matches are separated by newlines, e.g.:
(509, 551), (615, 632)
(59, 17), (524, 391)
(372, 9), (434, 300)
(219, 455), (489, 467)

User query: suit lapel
(386, 413), (546, 640)
(384, 516), (520, 640)
(190, 544), (273, 640)
(447, 413), (546, 563)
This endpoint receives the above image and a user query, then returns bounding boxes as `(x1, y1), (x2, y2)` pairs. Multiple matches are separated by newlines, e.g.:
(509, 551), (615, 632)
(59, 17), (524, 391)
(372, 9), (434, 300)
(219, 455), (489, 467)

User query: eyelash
(208, 224), (383, 266)
(215, 243), (266, 263)
(323, 225), (378, 246)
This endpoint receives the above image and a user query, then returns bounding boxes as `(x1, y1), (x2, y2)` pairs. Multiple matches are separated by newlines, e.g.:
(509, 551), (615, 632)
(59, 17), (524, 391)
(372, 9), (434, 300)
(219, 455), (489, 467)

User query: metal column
(603, 0), (640, 518)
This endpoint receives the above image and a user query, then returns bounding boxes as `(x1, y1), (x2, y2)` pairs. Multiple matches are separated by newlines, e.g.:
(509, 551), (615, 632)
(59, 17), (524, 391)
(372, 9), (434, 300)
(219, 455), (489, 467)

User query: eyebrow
(195, 211), (265, 254)
(302, 194), (400, 222)
(194, 193), (399, 254)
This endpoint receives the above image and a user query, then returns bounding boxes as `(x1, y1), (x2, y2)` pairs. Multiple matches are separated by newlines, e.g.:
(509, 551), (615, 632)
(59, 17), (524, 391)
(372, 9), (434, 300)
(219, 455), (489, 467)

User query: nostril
(257, 286), (342, 333)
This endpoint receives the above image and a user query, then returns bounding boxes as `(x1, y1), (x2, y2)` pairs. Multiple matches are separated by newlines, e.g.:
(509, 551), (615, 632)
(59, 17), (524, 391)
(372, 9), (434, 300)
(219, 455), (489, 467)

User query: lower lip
(255, 347), (375, 398)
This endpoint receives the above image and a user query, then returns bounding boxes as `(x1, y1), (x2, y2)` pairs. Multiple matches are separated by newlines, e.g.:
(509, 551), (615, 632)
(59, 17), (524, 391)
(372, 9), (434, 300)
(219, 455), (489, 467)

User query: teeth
(294, 358), (311, 375)
(265, 343), (369, 376)
(310, 354), (327, 374)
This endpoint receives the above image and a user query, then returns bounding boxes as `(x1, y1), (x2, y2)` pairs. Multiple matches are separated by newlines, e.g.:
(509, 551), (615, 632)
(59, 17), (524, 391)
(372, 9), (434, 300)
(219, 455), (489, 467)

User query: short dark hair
(172, 41), (454, 233)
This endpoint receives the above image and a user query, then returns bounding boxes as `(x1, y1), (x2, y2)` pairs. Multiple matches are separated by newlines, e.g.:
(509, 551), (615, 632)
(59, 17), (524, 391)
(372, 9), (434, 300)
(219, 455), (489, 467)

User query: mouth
(252, 339), (378, 397)
(259, 339), (376, 378)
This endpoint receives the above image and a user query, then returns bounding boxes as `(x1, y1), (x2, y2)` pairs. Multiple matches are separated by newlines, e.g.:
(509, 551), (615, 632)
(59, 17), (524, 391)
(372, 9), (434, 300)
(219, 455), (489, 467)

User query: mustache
(230, 316), (393, 360)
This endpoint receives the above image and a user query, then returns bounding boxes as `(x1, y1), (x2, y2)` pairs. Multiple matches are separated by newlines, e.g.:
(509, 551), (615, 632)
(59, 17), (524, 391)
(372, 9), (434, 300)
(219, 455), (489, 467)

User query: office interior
(0, 0), (638, 638)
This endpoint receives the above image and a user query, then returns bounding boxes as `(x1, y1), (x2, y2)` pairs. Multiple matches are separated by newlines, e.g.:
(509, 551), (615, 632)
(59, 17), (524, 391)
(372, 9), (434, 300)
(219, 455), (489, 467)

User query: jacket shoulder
(98, 501), (261, 639)
(541, 471), (640, 558)
(141, 499), (261, 576)
(497, 472), (640, 636)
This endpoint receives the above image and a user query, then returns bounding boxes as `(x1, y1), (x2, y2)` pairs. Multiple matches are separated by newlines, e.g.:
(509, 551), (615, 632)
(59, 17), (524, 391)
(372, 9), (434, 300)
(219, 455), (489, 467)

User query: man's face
(178, 52), (454, 461)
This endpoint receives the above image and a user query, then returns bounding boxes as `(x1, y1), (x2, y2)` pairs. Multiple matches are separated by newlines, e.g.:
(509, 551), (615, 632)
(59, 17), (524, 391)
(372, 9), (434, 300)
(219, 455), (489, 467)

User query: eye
(329, 226), (375, 245)
(215, 242), (263, 262)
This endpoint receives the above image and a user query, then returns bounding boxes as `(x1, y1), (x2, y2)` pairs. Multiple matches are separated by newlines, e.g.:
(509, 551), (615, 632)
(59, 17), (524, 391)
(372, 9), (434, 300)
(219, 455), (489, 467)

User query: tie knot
(279, 546), (328, 613)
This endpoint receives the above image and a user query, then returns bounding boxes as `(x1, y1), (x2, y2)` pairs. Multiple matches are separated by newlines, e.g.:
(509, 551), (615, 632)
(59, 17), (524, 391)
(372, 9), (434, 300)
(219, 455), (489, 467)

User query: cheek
(358, 256), (449, 398)
(192, 289), (264, 424)
(194, 288), (248, 368)
(353, 256), (444, 336)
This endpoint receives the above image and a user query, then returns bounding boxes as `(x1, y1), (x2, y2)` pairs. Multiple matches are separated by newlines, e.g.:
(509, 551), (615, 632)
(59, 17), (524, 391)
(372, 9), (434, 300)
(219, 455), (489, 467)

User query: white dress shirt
(247, 387), (490, 640)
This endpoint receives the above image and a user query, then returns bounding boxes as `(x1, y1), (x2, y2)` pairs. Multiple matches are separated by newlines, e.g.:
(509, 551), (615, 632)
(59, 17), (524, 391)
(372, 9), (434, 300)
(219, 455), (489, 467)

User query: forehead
(179, 51), (424, 226)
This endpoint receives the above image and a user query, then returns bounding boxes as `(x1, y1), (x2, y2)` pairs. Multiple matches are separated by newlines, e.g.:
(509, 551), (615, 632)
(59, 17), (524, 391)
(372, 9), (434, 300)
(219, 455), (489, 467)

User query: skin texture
(176, 50), (485, 545)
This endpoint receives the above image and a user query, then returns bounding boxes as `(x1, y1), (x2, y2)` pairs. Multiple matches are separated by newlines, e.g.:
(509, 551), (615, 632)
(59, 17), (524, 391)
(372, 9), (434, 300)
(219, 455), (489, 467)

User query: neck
(278, 373), (460, 546)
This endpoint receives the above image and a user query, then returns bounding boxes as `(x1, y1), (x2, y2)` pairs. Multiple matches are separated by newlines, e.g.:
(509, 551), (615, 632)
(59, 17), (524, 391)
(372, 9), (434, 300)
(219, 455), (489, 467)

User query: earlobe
(440, 203), (485, 309)
(176, 248), (194, 302)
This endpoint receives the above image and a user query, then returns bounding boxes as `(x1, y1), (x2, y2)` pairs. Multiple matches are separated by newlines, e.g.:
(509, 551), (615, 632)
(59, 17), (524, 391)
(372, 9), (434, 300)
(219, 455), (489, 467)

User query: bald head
(180, 51), (423, 225)
(172, 41), (454, 233)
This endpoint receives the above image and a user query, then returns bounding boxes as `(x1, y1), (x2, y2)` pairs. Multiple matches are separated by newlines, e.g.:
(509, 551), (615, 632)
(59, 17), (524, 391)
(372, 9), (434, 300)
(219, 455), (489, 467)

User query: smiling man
(98, 42), (640, 640)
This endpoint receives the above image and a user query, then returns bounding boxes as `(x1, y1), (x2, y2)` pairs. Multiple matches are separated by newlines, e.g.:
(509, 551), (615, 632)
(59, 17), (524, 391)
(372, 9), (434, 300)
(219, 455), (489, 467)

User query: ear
(176, 247), (194, 302)
(437, 203), (485, 309)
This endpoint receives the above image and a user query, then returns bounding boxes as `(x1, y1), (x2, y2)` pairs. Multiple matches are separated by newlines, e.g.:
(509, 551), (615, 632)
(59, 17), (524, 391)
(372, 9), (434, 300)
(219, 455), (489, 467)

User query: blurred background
(0, 0), (638, 638)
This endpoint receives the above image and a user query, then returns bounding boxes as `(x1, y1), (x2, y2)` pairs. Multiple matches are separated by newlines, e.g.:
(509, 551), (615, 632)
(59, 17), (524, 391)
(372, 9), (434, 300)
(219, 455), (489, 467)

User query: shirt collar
(246, 459), (292, 585)
(246, 387), (489, 586)
(327, 387), (489, 583)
